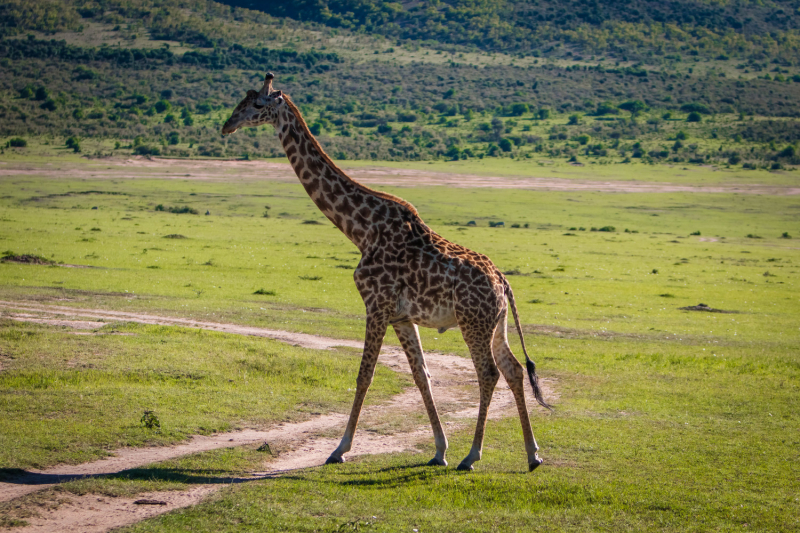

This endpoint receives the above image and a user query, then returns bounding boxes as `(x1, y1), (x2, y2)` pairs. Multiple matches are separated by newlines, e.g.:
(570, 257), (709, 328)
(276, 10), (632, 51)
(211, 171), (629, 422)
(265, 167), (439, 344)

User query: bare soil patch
(678, 303), (737, 313)
(1, 158), (797, 195)
(0, 300), (555, 532)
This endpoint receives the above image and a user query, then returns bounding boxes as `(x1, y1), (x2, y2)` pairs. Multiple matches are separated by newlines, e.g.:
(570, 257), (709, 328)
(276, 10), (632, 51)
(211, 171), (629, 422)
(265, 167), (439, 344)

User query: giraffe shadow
(0, 467), (266, 487)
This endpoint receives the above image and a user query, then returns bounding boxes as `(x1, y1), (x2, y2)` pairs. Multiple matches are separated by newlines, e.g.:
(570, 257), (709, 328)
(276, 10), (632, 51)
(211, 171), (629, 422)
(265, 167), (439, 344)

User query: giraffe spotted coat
(222, 73), (550, 472)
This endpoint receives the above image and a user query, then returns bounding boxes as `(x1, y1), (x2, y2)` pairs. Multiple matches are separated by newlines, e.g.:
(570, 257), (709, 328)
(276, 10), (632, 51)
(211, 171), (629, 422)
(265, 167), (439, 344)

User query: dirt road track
(0, 300), (554, 532)
(1, 157), (796, 194)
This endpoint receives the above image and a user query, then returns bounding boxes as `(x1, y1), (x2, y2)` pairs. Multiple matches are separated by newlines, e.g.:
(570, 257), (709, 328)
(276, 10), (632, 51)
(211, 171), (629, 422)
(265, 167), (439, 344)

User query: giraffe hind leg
(492, 308), (542, 472)
(457, 330), (499, 471)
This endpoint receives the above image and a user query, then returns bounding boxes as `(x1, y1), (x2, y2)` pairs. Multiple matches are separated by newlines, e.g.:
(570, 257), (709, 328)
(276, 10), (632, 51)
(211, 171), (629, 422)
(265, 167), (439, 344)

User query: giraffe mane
(283, 94), (421, 219)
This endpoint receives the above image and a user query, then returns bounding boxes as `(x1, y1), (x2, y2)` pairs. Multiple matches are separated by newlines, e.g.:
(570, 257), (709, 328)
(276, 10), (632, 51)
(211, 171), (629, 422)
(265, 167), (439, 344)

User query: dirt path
(1, 157), (796, 194)
(0, 300), (554, 532)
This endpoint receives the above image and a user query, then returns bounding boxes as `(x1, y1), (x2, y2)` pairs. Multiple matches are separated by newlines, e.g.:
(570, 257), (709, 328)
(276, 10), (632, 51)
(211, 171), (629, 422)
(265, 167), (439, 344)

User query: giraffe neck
(275, 99), (374, 249)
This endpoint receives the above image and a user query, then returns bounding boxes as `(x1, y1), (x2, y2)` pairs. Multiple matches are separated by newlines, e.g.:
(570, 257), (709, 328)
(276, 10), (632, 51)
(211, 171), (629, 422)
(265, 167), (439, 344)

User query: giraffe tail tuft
(503, 277), (552, 411)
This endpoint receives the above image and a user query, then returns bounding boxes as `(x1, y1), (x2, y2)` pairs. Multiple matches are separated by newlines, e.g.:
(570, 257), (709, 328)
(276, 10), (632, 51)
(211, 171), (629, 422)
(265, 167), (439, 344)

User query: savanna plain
(0, 157), (798, 532)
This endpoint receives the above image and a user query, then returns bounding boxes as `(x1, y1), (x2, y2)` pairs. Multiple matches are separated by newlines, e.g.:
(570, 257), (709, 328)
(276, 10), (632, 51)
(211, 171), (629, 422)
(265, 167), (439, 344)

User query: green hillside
(215, 0), (800, 62)
(1, 0), (799, 168)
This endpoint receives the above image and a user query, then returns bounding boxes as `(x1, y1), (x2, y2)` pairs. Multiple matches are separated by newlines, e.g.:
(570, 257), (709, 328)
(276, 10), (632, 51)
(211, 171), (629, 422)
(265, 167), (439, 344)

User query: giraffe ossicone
(222, 73), (551, 472)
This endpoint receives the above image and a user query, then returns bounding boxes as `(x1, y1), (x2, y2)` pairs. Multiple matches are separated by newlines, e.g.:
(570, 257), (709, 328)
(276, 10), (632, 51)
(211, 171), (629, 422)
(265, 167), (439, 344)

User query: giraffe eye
(253, 102), (264, 109)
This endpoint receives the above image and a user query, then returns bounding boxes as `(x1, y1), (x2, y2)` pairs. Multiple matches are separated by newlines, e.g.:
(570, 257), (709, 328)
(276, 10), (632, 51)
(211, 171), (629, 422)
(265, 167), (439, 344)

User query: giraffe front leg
(393, 320), (448, 466)
(325, 313), (388, 465)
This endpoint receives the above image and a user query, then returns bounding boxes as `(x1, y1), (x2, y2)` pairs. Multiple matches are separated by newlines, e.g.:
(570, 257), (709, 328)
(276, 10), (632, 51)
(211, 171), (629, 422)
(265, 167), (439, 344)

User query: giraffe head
(221, 72), (285, 135)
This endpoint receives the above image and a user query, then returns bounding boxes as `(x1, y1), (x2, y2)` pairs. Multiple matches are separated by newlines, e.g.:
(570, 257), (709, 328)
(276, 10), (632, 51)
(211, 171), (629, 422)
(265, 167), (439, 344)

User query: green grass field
(0, 159), (798, 531)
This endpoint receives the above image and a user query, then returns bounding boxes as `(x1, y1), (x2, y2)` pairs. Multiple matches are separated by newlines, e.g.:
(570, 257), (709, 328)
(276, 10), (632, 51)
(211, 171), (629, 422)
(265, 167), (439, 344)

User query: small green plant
(299, 275), (322, 281)
(302, 220), (323, 225)
(746, 234), (762, 239)
(781, 232), (791, 239)
(651, 268), (659, 274)
(253, 288), (276, 295)
(659, 293), (675, 298)
(690, 230), (701, 236)
(140, 410), (161, 430)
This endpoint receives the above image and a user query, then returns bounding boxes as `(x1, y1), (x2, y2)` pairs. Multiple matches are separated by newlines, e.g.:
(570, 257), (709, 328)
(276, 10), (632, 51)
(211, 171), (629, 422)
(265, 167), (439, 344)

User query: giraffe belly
(395, 294), (458, 332)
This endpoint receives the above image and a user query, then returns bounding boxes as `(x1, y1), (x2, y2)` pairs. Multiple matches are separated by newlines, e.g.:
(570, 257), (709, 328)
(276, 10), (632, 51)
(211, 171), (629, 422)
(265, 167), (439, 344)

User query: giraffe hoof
(528, 457), (543, 472)
(427, 457), (447, 467)
(324, 455), (345, 465)
(456, 462), (474, 472)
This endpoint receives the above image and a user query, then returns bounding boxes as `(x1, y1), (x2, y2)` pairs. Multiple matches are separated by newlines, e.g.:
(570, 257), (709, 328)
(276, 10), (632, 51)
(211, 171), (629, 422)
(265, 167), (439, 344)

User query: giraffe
(221, 73), (551, 472)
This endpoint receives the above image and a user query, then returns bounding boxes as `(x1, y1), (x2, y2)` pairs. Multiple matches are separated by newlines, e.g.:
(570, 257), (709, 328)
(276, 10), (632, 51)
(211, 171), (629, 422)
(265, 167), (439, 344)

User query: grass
(0, 159), (798, 531)
(0, 321), (407, 469)
(118, 332), (800, 532)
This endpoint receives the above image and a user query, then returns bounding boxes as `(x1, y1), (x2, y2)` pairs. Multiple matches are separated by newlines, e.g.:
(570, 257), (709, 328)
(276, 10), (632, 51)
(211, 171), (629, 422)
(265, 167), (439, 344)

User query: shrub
(253, 288), (276, 295)
(154, 99), (171, 113)
(40, 98), (57, 111)
(34, 87), (48, 101)
(681, 103), (712, 115)
(134, 145), (161, 156)
(690, 230), (701, 236)
(687, 112), (702, 122)
(499, 138), (513, 152)
(140, 410), (160, 429)
(619, 100), (646, 117)
(8, 138), (27, 147)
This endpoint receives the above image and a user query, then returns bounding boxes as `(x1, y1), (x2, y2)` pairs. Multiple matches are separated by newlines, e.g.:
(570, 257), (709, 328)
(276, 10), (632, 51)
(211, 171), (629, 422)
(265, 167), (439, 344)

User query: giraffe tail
(503, 278), (552, 411)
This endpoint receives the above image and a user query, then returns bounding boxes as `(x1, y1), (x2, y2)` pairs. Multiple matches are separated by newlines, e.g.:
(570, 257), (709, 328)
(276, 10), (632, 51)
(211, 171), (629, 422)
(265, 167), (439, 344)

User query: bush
(154, 99), (171, 113)
(509, 103), (528, 116)
(65, 136), (81, 152)
(8, 138), (27, 147)
(155, 204), (198, 214)
(40, 98), (57, 111)
(681, 103), (712, 115)
(134, 145), (161, 156)
(499, 138), (513, 152)
(687, 112), (702, 122)
(34, 87), (48, 101)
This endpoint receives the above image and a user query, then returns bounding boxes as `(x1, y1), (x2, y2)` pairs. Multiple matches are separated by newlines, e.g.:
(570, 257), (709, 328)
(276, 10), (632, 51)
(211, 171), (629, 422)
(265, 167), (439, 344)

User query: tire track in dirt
(0, 300), (555, 532)
(1, 158), (797, 194)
